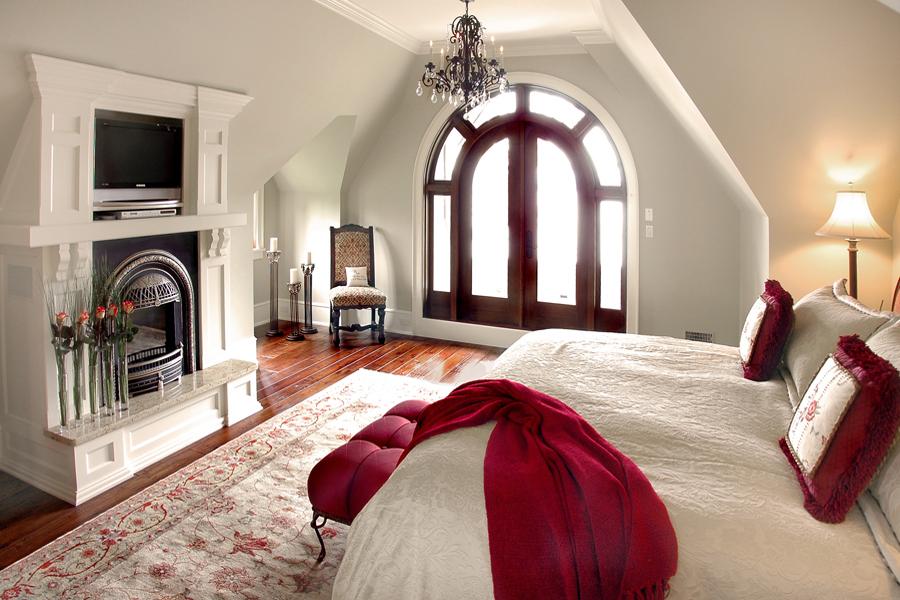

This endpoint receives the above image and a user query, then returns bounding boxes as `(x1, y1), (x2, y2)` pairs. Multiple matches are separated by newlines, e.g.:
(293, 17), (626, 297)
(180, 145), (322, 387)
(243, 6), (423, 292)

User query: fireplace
(96, 234), (200, 396)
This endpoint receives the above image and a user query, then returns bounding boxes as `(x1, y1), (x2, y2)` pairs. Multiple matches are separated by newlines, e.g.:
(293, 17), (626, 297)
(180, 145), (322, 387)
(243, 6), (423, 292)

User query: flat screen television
(94, 110), (183, 210)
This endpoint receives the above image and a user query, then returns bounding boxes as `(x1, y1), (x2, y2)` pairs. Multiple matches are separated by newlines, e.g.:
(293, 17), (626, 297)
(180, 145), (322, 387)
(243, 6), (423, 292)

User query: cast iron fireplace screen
(108, 250), (197, 396)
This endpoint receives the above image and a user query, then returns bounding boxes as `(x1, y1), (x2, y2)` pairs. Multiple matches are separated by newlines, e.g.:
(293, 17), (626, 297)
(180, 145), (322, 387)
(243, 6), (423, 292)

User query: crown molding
(573, 29), (614, 46)
(311, 0), (421, 53)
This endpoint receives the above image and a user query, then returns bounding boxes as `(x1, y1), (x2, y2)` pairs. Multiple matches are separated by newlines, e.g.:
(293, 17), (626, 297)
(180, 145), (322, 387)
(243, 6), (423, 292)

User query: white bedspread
(334, 330), (899, 599)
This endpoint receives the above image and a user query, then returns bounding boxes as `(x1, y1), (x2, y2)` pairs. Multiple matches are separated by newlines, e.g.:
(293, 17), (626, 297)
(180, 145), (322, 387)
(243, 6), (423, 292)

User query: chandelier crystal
(417, 0), (509, 110)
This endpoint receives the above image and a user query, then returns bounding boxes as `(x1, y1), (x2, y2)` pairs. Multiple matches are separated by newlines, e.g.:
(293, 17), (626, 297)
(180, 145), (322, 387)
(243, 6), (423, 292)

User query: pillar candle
(289, 268), (300, 284)
(269, 237), (278, 252)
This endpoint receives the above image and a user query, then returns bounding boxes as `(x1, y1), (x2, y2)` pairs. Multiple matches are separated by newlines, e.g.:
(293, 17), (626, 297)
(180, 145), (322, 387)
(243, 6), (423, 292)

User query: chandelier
(416, 0), (509, 110)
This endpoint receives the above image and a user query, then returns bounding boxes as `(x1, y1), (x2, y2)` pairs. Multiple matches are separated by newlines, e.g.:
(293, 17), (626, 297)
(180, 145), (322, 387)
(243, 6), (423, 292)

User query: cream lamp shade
(816, 191), (891, 240)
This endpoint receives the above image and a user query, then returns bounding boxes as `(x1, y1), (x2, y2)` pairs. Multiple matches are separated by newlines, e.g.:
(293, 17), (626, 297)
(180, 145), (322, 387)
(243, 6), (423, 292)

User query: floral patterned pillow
(739, 279), (794, 381)
(780, 334), (900, 523)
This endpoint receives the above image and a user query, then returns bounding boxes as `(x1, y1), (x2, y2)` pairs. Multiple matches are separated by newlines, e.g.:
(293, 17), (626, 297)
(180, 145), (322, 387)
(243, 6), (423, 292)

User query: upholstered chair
(329, 224), (386, 346)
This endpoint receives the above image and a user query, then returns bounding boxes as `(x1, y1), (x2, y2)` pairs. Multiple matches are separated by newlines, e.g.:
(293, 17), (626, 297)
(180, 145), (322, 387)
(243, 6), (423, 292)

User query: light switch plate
(644, 208), (654, 222)
(645, 224), (654, 238)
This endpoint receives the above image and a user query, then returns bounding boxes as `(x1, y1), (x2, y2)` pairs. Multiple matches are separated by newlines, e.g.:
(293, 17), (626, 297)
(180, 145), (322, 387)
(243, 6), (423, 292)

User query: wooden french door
(456, 118), (597, 330)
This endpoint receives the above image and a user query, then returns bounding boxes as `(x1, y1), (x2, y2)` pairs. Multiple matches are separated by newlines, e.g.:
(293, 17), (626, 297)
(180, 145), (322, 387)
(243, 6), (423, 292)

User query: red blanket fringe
(401, 379), (678, 600)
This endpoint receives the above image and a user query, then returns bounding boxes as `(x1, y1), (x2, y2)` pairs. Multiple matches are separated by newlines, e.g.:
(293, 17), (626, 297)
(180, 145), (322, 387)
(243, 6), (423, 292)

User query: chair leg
(328, 303), (333, 334)
(377, 307), (386, 344)
(332, 308), (341, 347)
(370, 307), (376, 339)
(311, 511), (328, 563)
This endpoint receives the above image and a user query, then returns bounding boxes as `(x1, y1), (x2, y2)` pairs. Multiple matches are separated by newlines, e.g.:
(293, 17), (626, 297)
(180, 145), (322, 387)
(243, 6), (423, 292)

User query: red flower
(149, 562), (177, 579)
(229, 531), (272, 557)
(805, 400), (818, 422)
(55, 311), (68, 326)
(77, 310), (90, 325)
(210, 566), (252, 592)
(95, 306), (106, 320)
(122, 300), (135, 314)
(102, 539), (116, 548)
(107, 304), (118, 318)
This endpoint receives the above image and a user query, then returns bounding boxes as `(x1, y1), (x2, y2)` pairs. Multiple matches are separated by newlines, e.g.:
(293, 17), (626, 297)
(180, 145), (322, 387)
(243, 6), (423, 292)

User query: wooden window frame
(424, 85), (628, 333)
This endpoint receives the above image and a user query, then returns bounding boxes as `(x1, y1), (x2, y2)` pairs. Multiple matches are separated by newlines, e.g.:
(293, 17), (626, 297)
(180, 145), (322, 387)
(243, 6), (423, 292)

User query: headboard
(893, 277), (900, 313)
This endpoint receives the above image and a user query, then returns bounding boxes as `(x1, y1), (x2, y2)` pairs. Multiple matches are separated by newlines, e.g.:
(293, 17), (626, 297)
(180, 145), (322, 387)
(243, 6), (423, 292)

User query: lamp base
(847, 239), (858, 299)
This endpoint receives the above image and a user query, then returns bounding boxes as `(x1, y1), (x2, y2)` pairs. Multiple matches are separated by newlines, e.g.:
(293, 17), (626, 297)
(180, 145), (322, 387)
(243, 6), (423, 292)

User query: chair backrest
(330, 224), (375, 288)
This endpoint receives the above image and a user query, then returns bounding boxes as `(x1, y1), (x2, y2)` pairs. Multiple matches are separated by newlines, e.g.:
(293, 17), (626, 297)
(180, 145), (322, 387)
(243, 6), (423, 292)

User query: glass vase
(88, 345), (100, 421)
(103, 343), (115, 417)
(116, 337), (129, 412)
(72, 344), (84, 425)
(54, 348), (70, 431)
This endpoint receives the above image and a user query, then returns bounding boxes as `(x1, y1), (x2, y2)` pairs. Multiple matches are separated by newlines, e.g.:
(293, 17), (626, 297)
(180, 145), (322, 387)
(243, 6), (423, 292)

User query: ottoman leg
(311, 511), (328, 562)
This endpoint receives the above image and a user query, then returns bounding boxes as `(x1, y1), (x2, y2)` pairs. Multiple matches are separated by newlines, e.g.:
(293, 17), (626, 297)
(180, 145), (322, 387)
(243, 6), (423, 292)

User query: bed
(333, 287), (900, 598)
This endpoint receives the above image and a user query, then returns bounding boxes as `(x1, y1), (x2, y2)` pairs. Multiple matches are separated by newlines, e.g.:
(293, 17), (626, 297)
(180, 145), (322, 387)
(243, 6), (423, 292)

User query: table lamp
(816, 190), (891, 298)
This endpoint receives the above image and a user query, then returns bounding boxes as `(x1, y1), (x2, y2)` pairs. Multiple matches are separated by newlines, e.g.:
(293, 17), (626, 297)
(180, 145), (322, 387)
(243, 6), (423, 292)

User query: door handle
(525, 230), (534, 259)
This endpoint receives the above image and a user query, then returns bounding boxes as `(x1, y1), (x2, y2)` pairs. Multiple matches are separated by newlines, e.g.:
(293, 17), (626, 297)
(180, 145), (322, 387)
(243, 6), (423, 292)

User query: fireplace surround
(0, 55), (259, 505)
(98, 233), (199, 395)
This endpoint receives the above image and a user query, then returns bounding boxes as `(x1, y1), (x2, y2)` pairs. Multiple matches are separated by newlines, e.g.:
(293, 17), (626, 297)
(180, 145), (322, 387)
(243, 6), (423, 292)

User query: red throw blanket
(400, 379), (677, 600)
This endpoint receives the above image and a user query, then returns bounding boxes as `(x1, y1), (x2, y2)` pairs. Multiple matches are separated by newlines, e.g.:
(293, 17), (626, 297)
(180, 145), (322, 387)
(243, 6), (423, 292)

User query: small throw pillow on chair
(346, 267), (369, 287)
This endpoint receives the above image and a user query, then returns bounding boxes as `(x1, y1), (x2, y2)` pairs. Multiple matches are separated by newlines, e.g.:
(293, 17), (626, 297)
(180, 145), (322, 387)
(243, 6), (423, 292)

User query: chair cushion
(330, 285), (386, 308)
(307, 399), (430, 524)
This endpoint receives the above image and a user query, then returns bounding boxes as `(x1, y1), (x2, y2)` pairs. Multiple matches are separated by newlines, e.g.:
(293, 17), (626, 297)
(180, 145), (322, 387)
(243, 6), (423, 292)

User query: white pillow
(862, 321), (900, 562)
(346, 266), (369, 287)
(782, 280), (893, 398)
(739, 297), (767, 363)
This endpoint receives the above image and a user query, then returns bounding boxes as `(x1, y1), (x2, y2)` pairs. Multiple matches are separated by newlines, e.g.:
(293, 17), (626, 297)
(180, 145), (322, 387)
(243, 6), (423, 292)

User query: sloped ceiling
(275, 116), (356, 193)
(0, 0), (416, 202)
(623, 0), (900, 306)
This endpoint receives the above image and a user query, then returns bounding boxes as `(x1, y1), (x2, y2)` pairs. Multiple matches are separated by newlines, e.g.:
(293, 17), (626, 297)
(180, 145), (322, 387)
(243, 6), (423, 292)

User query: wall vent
(685, 331), (714, 343)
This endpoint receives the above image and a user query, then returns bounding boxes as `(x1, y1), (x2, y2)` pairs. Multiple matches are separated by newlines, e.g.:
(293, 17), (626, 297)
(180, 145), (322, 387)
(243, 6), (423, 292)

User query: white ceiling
(339, 0), (604, 46)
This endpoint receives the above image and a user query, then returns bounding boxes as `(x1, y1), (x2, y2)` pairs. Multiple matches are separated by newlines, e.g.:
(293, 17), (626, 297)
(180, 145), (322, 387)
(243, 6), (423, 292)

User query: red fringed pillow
(739, 279), (794, 381)
(780, 335), (900, 523)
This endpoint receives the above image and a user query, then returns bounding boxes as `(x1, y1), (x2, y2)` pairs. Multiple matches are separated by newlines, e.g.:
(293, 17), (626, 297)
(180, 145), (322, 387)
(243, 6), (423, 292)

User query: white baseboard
(0, 428), (76, 504)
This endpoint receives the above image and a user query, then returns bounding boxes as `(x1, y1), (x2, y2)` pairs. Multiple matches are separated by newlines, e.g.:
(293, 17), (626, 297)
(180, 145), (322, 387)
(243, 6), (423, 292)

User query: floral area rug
(0, 369), (450, 600)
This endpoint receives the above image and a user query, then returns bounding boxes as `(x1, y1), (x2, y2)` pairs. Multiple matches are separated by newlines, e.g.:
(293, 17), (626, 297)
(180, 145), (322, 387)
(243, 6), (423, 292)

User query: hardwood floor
(0, 324), (503, 570)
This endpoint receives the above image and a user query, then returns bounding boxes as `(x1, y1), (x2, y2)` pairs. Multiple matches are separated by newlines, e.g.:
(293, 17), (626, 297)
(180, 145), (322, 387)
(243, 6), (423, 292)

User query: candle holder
(286, 282), (305, 341)
(265, 250), (283, 337)
(300, 263), (318, 334)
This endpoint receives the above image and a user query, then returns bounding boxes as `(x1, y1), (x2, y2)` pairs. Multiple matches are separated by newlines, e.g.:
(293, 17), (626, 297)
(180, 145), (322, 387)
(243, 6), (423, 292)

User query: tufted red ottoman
(307, 399), (430, 561)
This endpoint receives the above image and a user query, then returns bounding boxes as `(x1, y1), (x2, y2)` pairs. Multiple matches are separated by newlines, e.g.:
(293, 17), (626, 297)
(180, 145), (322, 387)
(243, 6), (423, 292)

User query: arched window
(424, 85), (627, 332)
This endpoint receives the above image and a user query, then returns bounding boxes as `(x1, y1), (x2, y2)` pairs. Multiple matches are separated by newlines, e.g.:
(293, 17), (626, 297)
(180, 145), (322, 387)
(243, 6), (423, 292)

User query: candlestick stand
(301, 263), (318, 334)
(286, 282), (305, 341)
(265, 250), (283, 337)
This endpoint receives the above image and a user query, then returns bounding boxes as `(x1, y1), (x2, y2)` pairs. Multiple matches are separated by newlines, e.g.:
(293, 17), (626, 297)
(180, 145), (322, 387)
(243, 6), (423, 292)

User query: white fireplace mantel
(0, 213), (246, 247)
(0, 55), (259, 506)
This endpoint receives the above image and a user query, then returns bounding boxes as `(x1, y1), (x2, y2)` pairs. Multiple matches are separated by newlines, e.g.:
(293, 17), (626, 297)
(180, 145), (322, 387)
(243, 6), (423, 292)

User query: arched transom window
(425, 85), (627, 332)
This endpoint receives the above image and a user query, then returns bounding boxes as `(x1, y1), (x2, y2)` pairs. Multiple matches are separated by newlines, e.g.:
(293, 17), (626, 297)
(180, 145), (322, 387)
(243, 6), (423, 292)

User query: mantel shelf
(0, 213), (247, 247)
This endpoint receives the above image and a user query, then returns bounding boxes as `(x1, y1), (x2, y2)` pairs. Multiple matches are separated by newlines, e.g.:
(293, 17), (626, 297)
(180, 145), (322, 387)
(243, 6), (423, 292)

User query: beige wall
(0, 0), (416, 346)
(253, 179), (282, 309)
(345, 49), (748, 345)
(624, 0), (900, 308)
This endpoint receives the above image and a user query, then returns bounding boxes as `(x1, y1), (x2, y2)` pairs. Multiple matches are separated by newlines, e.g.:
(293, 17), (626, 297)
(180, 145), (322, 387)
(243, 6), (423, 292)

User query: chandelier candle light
(417, 0), (509, 110)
